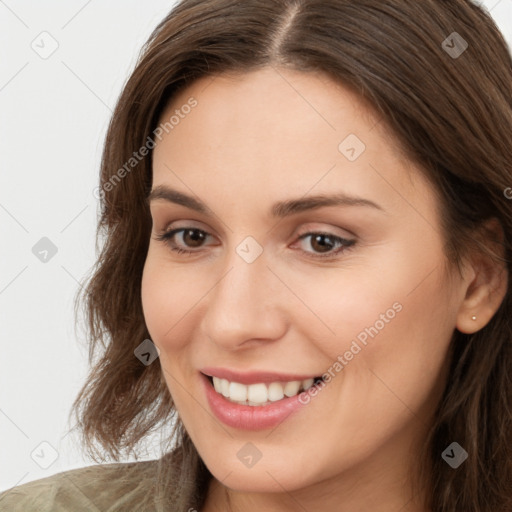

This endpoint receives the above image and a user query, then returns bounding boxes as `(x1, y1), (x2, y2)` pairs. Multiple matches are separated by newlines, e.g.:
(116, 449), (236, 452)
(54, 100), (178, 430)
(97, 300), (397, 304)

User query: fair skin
(141, 67), (505, 512)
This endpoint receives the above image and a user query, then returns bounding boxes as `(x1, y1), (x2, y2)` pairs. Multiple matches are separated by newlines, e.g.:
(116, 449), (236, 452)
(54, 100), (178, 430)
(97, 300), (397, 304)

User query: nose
(199, 248), (288, 350)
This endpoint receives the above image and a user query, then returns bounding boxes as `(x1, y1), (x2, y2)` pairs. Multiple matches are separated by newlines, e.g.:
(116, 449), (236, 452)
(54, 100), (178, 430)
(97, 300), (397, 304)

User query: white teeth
(229, 381), (247, 402)
(247, 383), (267, 403)
(302, 378), (314, 391)
(211, 376), (317, 406)
(283, 380), (301, 397)
(268, 382), (284, 401)
(220, 379), (230, 398)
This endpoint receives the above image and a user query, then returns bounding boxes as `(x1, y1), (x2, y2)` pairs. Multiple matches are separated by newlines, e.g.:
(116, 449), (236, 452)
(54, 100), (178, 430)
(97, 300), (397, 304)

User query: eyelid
(159, 218), (211, 233)
(292, 231), (356, 258)
(154, 223), (357, 261)
(294, 223), (356, 240)
(154, 226), (217, 246)
(156, 222), (354, 244)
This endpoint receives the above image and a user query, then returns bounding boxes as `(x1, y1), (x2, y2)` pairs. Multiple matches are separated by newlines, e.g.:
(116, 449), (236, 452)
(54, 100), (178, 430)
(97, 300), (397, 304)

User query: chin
(201, 452), (320, 494)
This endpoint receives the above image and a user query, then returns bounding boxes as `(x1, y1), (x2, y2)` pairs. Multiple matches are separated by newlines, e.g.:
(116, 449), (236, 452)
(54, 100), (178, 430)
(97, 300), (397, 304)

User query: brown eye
(309, 234), (336, 253)
(296, 232), (356, 259)
(155, 227), (214, 255)
(181, 229), (207, 248)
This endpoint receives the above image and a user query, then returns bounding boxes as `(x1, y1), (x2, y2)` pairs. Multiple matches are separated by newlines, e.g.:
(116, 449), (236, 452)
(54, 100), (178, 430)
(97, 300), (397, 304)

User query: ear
(456, 218), (508, 334)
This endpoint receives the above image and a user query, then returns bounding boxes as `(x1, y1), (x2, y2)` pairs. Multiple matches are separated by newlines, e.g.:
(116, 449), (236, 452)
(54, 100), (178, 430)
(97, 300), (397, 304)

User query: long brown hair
(70, 1), (512, 510)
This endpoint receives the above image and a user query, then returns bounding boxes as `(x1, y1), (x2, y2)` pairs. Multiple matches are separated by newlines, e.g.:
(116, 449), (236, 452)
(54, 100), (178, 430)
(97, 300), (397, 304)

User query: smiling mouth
(204, 374), (325, 406)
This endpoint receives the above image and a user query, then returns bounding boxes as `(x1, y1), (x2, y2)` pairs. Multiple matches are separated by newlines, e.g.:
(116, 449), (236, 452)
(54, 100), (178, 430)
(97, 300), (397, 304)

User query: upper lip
(201, 367), (320, 385)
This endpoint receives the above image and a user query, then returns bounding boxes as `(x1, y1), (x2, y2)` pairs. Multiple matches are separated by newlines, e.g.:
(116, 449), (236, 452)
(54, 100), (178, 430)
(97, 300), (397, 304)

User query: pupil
(312, 234), (333, 253)
(185, 229), (204, 247)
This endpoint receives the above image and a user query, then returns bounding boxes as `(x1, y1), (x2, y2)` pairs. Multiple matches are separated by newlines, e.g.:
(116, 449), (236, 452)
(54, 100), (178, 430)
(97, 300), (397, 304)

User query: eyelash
(154, 227), (356, 260)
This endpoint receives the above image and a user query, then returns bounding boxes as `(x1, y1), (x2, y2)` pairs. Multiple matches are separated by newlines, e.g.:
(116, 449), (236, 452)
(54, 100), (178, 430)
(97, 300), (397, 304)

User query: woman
(1, 0), (511, 511)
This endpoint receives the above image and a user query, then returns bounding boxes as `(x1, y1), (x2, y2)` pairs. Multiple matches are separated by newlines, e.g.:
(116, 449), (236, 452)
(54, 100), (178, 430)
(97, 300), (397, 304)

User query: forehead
(157, 67), (379, 151)
(151, 67), (430, 216)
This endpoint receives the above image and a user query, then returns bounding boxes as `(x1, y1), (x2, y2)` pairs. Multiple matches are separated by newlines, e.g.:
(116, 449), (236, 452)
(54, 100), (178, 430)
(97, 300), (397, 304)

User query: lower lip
(201, 373), (312, 430)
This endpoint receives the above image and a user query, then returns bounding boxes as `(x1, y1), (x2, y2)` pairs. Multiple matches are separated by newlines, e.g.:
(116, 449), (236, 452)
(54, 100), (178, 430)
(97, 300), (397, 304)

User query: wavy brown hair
(70, 1), (512, 510)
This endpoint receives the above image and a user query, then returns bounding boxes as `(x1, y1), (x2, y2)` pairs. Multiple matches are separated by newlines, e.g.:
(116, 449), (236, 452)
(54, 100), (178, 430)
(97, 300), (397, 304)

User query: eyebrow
(147, 185), (385, 217)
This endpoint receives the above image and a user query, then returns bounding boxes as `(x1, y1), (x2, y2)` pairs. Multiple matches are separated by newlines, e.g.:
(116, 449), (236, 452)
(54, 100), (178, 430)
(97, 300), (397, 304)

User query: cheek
(141, 255), (202, 408)
(141, 251), (198, 351)
(288, 245), (457, 394)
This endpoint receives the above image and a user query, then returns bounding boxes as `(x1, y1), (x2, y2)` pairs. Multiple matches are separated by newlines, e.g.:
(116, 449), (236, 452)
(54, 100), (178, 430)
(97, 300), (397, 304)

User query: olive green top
(0, 459), (162, 511)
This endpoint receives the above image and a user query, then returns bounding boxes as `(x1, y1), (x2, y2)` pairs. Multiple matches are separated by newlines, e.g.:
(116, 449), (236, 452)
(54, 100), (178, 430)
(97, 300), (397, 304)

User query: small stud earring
(471, 315), (477, 321)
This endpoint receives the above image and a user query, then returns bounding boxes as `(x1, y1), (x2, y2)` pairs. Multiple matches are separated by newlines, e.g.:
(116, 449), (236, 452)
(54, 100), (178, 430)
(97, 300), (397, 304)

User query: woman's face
(141, 67), (466, 502)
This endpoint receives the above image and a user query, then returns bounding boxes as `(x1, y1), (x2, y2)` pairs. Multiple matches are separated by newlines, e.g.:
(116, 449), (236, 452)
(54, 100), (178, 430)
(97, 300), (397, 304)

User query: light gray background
(1, 0), (511, 492)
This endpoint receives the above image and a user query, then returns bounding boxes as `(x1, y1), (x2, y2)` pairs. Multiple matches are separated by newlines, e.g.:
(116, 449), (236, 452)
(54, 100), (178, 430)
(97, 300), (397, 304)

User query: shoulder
(0, 459), (160, 512)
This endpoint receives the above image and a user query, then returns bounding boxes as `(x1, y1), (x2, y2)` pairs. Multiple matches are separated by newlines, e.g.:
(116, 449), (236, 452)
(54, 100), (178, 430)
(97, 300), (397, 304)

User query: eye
(294, 232), (356, 259)
(154, 227), (214, 255)
(154, 226), (356, 260)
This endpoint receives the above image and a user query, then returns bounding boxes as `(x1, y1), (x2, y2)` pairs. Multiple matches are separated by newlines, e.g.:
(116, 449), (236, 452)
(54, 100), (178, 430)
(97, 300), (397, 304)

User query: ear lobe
(455, 218), (508, 334)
